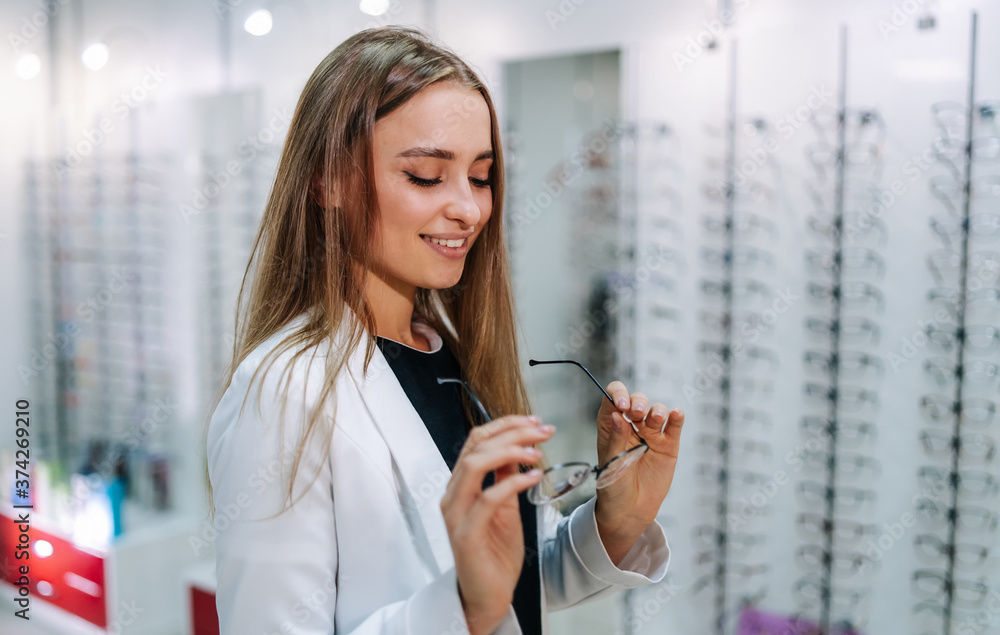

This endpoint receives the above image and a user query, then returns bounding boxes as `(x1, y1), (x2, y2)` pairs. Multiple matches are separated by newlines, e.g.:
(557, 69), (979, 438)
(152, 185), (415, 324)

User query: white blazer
(207, 307), (671, 634)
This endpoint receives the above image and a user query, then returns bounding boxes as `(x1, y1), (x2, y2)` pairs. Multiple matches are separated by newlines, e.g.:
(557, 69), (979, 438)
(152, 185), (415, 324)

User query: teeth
(425, 236), (465, 248)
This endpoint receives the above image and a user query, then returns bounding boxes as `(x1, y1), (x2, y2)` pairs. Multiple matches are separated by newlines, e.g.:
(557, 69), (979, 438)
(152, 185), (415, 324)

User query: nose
(444, 177), (483, 227)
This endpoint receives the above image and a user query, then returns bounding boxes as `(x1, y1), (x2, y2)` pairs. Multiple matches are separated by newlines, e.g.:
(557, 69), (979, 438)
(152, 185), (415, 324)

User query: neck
(363, 269), (425, 349)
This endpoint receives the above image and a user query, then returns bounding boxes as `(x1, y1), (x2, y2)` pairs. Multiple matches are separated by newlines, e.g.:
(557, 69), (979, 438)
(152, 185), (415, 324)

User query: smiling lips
(423, 235), (467, 248)
(420, 233), (472, 259)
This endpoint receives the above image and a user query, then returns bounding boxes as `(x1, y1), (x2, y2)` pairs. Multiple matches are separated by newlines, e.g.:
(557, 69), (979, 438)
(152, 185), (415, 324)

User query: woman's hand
(441, 415), (554, 635)
(593, 382), (684, 565)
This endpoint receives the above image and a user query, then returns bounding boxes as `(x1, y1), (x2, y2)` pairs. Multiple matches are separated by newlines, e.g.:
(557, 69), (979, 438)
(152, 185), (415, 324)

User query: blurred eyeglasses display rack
(692, 41), (780, 635)
(793, 26), (888, 635)
(20, 151), (178, 521)
(913, 13), (1000, 635)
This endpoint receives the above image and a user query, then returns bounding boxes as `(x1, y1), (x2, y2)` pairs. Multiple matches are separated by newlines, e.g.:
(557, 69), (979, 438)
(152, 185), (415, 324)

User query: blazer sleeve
(207, 351), (473, 635)
(539, 495), (671, 612)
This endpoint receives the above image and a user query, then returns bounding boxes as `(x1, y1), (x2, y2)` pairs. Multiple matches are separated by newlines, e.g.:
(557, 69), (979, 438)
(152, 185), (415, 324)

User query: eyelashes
(404, 172), (492, 189)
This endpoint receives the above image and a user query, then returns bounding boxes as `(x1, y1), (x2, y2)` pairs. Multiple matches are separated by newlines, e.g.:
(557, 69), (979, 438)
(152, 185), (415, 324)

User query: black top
(375, 324), (542, 635)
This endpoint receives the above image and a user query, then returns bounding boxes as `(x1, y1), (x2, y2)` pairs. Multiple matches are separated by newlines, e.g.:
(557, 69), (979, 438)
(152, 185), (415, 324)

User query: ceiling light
(15, 53), (41, 79)
(360, 0), (390, 16)
(244, 9), (273, 36)
(82, 43), (109, 70)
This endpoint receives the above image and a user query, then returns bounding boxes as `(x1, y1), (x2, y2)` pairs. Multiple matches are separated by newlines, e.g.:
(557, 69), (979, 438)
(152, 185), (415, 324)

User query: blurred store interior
(1, 0), (999, 633)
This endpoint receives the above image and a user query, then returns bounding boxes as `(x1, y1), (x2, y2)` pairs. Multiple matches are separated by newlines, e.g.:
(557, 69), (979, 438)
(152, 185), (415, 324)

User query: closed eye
(405, 172), (440, 188)
(405, 172), (492, 189)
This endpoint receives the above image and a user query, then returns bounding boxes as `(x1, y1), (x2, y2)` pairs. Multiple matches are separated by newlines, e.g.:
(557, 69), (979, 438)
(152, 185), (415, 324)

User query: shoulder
(206, 310), (350, 470)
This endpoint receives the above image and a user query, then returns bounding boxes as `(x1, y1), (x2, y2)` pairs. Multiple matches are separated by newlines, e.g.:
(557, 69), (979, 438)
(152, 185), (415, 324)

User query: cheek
(476, 190), (494, 222)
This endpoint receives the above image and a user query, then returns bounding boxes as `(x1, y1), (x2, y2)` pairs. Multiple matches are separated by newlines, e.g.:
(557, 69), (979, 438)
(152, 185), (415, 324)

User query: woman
(206, 25), (685, 635)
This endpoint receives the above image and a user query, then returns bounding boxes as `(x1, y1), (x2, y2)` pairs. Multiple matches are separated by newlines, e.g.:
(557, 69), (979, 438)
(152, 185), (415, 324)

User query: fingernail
(527, 415), (541, 424)
(652, 408), (666, 419)
(636, 402), (648, 412)
(540, 424), (556, 433)
(617, 397), (629, 409)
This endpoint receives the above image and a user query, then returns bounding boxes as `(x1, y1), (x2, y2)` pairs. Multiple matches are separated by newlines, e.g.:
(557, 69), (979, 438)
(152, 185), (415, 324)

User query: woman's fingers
(446, 417), (554, 509)
(462, 468), (544, 536)
(627, 391), (650, 422)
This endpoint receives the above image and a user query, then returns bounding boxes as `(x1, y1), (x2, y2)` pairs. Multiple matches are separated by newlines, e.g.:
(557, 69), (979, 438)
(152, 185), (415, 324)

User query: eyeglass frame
(437, 358), (650, 506)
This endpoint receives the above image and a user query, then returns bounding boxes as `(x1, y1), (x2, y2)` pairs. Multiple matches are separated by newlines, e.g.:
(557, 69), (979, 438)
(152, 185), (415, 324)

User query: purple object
(738, 607), (863, 635)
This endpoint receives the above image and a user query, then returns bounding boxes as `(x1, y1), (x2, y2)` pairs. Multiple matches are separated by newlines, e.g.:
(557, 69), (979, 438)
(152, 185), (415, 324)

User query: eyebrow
(396, 147), (494, 162)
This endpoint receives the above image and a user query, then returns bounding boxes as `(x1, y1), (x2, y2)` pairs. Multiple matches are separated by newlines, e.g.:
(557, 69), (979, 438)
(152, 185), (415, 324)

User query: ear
(310, 173), (342, 209)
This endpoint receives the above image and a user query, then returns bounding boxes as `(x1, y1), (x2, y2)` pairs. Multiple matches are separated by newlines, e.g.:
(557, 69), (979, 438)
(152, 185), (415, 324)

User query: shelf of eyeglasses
(694, 464), (788, 491)
(912, 600), (999, 635)
(792, 575), (871, 625)
(698, 342), (779, 371)
(917, 466), (1000, 503)
(700, 210), (779, 242)
(698, 403), (773, 430)
(802, 382), (880, 414)
(804, 247), (886, 281)
(804, 177), (884, 212)
(931, 213), (1000, 249)
(805, 281), (885, 315)
(930, 137), (1000, 177)
(800, 416), (878, 449)
(932, 100), (999, 140)
(792, 450), (881, 485)
(802, 350), (883, 381)
(914, 494), (1000, 535)
(928, 174), (1000, 216)
(691, 523), (764, 547)
(912, 572), (995, 615)
(701, 310), (788, 340)
(793, 544), (879, 582)
(700, 279), (783, 306)
(806, 212), (888, 249)
(691, 561), (770, 598)
(696, 434), (772, 459)
(919, 394), (997, 428)
(927, 250), (1000, 289)
(922, 358), (1000, 392)
(695, 376), (776, 401)
(699, 244), (776, 276)
(795, 481), (877, 515)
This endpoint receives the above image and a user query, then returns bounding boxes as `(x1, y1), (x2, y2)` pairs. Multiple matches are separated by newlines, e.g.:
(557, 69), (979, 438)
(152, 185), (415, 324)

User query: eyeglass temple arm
(528, 358), (646, 442)
(436, 378), (492, 423)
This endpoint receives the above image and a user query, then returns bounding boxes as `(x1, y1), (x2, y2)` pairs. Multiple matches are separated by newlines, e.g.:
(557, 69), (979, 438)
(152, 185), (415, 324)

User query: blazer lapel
(344, 327), (457, 578)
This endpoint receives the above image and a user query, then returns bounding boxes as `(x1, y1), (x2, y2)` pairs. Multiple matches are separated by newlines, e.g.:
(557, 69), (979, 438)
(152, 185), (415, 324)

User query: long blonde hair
(206, 25), (539, 510)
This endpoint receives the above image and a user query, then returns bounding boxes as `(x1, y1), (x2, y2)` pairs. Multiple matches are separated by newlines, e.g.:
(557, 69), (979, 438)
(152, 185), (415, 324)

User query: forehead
(374, 81), (493, 154)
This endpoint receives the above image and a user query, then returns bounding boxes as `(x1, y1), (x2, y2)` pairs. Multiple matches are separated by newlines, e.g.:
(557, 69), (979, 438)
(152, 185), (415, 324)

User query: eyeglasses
(795, 545), (873, 577)
(913, 534), (989, 568)
(439, 358), (650, 506)
(805, 246), (886, 279)
(700, 403), (773, 431)
(800, 416), (877, 450)
(795, 513), (877, 545)
(807, 281), (885, 313)
(700, 245), (775, 273)
(930, 212), (1000, 247)
(912, 570), (990, 608)
(804, 316), (881, 346)
(919, 394), (996, 427)
(915, 496), (998, 533)
(796, 482), (876, 513)
(926, 249), (1000, 287)
(919, 429), (995, 464)
(925, 323), (1000, 355)
(923, 357), (1000, 387)
(803, 383), (880, 412)
(917, 466), (998, 501)
(803, 350), (884, 379)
